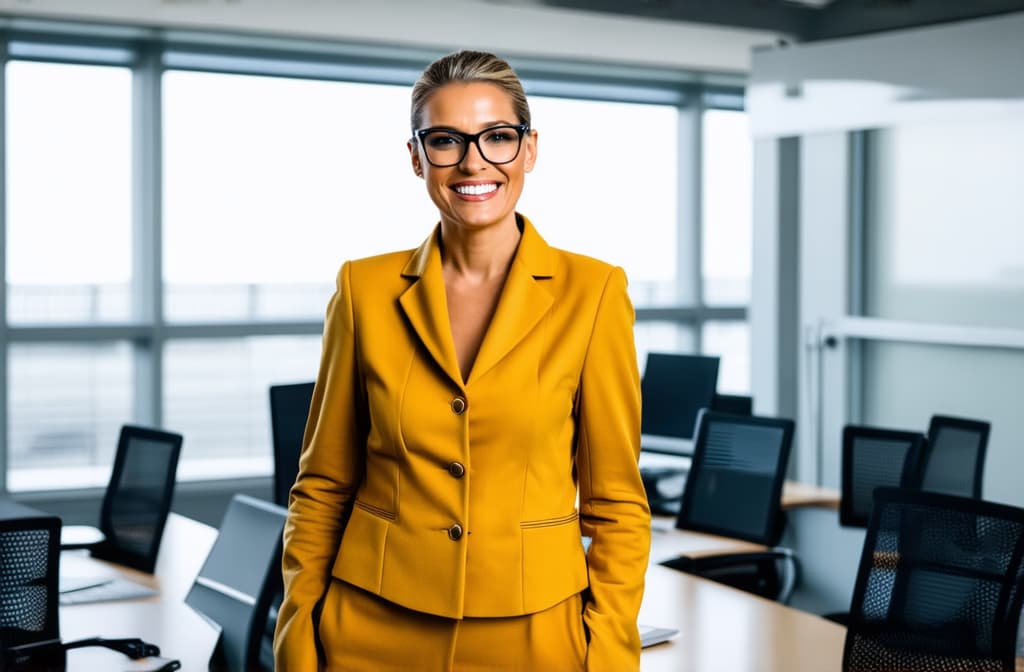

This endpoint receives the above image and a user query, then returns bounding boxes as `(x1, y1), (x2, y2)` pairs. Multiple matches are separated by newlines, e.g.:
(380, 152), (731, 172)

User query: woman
(274, 50), (651, 671)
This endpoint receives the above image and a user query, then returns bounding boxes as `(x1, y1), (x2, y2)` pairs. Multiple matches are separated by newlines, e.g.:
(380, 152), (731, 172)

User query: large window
(1, 32), (751, 492)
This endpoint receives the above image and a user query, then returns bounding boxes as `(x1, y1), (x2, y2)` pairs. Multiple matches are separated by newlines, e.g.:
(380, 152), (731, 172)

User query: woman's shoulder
(547, 246), (623, 283)
(339, 248), (418, 279)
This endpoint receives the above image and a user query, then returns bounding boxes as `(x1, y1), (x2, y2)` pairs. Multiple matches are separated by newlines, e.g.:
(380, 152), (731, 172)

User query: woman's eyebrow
(425, 120), (517, 132)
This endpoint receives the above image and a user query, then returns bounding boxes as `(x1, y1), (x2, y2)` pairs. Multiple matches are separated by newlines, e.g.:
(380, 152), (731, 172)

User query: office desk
(648, 481), (841, 562)
(782, 481), (841, 510)
(50, 511), (851, 671)
(60, 513), (220, 670)
(640, 564), (846, 671)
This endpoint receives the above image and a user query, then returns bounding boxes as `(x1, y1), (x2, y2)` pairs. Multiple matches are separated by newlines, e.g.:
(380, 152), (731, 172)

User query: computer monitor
(640, 352), (720, 455)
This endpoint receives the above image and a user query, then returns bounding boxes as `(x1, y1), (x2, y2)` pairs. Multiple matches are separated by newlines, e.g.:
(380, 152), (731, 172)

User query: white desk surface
(53, 510), (850, 672)
(60, 513), (220, 671)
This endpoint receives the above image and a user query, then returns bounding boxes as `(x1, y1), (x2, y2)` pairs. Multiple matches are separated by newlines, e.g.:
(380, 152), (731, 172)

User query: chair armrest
(660, 547), (801, 604)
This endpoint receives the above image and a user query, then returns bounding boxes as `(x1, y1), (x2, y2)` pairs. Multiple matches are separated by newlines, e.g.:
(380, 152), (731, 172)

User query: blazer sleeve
(274, 261), (368, 671)
(576, 266), (651, 672)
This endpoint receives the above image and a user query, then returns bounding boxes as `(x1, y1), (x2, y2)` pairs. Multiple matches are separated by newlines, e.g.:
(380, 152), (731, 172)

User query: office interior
(1, 0), (1023, 641)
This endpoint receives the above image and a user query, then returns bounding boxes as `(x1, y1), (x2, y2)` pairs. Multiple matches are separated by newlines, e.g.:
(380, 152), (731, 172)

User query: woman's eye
(427, 134), (462, 149)
(483, 130), (515, 144)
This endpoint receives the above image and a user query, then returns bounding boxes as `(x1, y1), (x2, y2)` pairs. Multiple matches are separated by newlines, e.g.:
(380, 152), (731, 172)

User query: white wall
(0, 0), (782, 73)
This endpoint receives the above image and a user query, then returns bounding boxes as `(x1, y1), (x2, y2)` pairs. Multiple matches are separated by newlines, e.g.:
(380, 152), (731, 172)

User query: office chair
(269, 382), (315, 507)
(661, 411), (798, 602)
(913, 414), (991, 499)
(839, 425), (926, 528)
(710, 393), (753, 416)
(640, 352), (720, 442)
(64, 425), (183, 574)
(185, 494), (287, 672)
(1, 516), (169, 671)
(843, 487), (1024, 672)
(638, 353), (719, 515)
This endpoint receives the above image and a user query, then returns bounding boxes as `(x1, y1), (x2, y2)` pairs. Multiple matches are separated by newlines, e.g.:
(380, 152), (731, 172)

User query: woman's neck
(439, 218), (522, 283)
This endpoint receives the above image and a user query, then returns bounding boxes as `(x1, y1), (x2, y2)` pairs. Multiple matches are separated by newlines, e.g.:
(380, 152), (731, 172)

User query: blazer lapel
(467, 217), (555, 386)
(399, 227), (464, 389)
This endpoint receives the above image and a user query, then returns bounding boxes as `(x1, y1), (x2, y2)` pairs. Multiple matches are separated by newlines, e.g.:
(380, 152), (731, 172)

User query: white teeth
(454, 183), (498, 195)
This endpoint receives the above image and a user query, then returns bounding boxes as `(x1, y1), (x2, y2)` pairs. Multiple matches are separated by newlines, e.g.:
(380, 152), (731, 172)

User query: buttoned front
(277, 216), (651, 672)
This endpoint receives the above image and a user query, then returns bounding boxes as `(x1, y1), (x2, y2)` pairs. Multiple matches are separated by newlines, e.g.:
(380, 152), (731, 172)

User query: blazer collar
(399, 214), (556, 388)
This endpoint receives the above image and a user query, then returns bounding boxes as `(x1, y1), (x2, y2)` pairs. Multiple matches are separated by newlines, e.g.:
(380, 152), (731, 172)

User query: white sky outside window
(162, 71), (435, 322)
(5, 61), (132, 324)
(702, 109), (752, 306)
(521, 96), (679, 307)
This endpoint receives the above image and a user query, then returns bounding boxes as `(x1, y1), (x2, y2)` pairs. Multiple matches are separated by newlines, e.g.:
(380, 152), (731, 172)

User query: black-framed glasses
(414, 124), (530, 167)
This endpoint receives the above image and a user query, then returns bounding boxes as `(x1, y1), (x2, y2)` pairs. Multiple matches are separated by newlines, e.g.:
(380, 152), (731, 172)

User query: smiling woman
(274, 50), (651, 672)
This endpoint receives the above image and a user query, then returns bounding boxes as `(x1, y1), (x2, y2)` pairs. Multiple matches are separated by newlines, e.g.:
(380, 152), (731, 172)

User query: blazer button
(447, 461), (466, 479)
(450, 396), (467, 415)
(448, 523), (464, 541)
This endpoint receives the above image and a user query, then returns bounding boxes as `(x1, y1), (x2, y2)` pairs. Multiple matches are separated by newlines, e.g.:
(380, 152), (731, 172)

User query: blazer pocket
(521, 511), (588, 614)
(353, 499), (397, 521)
(332, 504), (390, 593)
(520, 511), (579, 529)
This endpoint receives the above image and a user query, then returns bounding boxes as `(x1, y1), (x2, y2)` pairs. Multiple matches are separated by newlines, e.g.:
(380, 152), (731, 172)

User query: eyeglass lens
(420, 126), (523, 167)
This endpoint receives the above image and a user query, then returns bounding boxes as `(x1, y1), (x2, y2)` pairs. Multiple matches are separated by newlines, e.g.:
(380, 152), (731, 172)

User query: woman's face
(409, 81), (537, 235)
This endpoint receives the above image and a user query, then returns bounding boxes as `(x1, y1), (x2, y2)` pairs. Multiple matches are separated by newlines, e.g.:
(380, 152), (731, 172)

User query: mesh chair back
(844, 488), (1024, 672)
(840, 425), (926, 528)
(0, 516), (62, 666)
(269, 382), (315, 507)
(917, 415), (991, 499)
(675, 411), (794, 545)
(185, 494), (287, 672)
(92, 425), (183, 573)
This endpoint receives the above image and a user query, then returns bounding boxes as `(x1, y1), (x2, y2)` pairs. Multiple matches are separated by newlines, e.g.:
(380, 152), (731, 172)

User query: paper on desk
(59, 552), (122, 593)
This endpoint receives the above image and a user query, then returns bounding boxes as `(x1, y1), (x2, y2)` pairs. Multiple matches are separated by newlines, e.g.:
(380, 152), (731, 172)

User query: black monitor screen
(640, 353), (720, 441)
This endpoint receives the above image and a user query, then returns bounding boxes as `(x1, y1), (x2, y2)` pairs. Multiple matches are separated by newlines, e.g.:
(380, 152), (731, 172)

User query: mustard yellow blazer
(275, 215), (651, 671)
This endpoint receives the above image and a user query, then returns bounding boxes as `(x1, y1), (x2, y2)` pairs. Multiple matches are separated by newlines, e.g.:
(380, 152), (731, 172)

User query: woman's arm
(576, 266), (651, 672)
(274, 261), (368, 671)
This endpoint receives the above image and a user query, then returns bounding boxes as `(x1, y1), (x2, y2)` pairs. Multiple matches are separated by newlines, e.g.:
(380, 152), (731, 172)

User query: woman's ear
(523, 129), (538, 173)
(408, 140), (424, 178)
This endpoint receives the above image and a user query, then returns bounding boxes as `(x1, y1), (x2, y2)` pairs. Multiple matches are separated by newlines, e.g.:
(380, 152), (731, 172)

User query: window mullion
(1, 38), (9, 496)
(132, 45), (163, 427)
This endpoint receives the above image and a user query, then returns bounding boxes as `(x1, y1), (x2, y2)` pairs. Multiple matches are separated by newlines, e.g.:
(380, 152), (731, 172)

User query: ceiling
(489, 0), (1024, 42)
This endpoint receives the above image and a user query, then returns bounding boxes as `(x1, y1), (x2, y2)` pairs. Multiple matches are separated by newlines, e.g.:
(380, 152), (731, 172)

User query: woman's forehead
(421, 82), (517, 128)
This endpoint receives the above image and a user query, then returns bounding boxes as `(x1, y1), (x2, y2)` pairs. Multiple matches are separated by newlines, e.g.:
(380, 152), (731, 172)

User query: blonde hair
(410, 50), (531, 133)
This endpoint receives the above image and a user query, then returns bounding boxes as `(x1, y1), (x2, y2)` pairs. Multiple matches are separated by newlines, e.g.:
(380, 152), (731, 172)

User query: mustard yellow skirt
(317, 579), (588, 671)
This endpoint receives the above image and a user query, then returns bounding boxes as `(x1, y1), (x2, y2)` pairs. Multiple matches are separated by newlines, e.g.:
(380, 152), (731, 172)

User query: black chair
(1, 515), (63, 670)
(661, 411), (798, 602)
(269, 382), (315, 507)
(65, 425), (183, 574)
(839, 424), (926, 528)
(843, 487), (1024, 672)
(1, 516), (167, 671)
(640, 352), (720, 442)
(185, 494), (287, 672)
(914, 414), (991, 499)
(710, 393), (753, 416)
